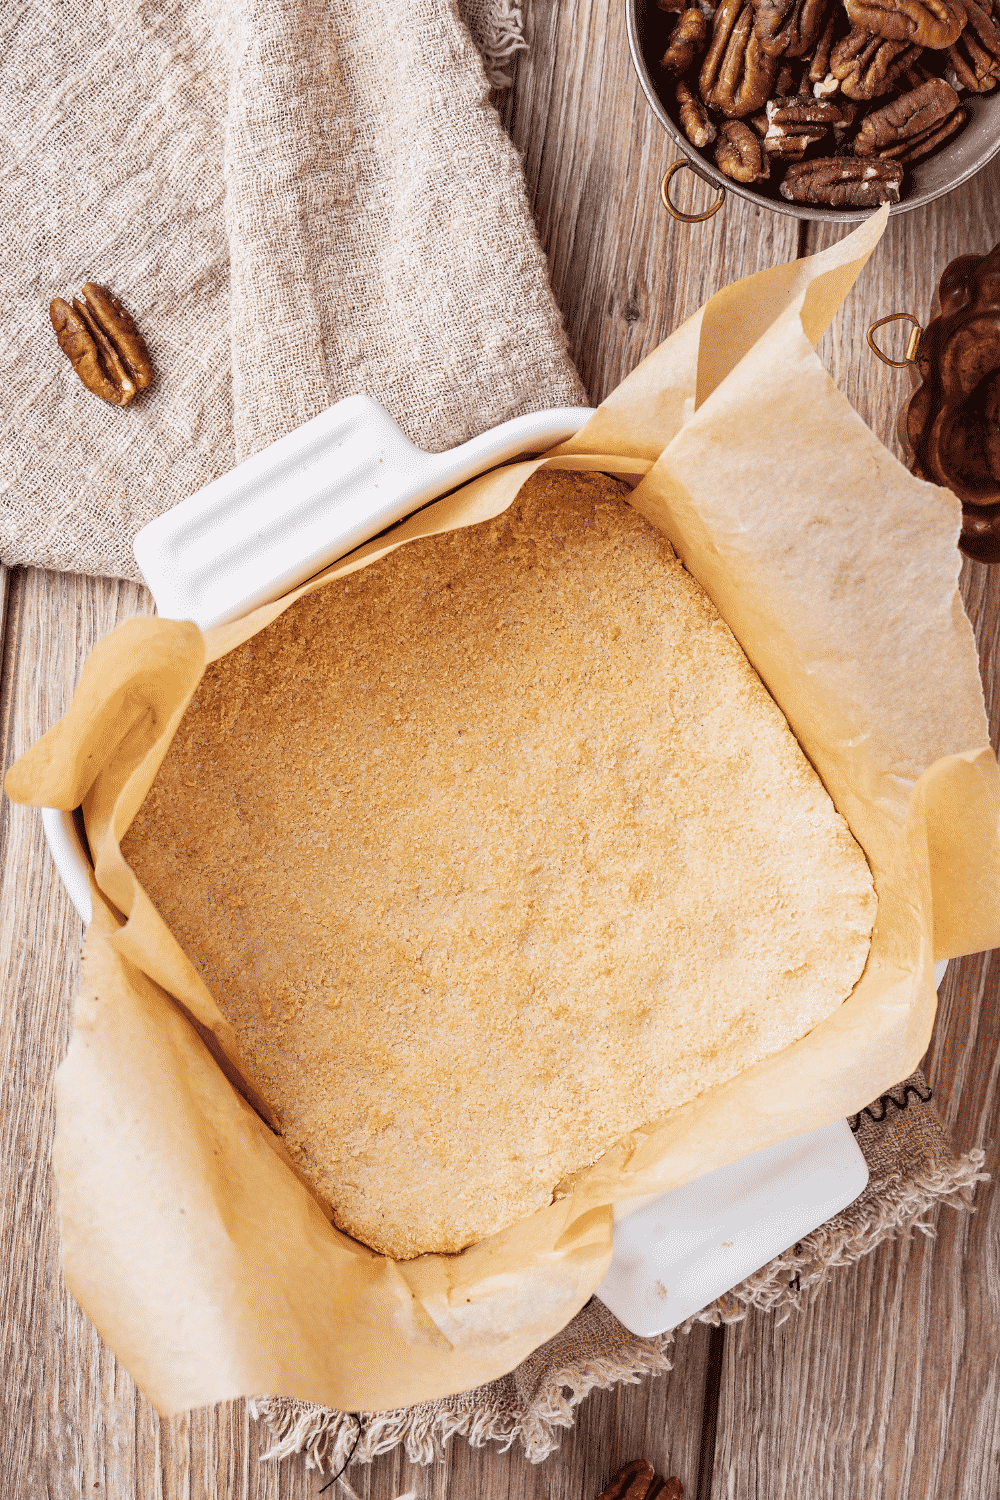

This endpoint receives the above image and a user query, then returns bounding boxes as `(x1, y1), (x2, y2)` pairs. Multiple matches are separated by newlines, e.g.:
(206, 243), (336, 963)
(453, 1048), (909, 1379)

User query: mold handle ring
(659, 161), (726, 224)
(867, 312), (923, 367)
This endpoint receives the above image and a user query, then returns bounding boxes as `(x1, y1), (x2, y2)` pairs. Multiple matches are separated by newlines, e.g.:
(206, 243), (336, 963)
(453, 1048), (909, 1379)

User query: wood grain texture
(3, 10), (1000, 1500)
(705, 168), (1000, 1500)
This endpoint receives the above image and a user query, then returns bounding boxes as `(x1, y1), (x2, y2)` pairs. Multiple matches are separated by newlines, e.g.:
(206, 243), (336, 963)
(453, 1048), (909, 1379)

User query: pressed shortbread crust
(123, 470), (876, 1260)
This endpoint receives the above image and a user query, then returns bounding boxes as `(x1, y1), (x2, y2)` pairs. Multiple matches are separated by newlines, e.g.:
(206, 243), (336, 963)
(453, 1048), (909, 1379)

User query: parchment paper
(8, 209), (1000, 1416)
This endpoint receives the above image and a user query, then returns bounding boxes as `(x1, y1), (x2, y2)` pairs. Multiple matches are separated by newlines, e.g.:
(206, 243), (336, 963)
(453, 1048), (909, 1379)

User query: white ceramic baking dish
(42, 393), (900, 1335)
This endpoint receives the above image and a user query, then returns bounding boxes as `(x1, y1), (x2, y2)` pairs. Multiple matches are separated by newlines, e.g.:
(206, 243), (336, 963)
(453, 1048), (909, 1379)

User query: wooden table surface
(2, 4), (999, 1497)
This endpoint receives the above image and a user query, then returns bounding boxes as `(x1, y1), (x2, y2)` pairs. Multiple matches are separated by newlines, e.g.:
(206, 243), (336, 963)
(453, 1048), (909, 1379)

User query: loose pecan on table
(752, 0), (834, 57)
(853, 76), (966, 160)
(700, 0), (780, 114)
(677, 78), (718, 144)
(829, 27), (922, 97)
(596, 1458), (685, 1500)
(945, 0), (1000, 88)
(716, 117), (771, 176)
(50, 283), (153, 406)
(843, 0), (966, 49)
(661, 7), (710, 72)
(779, 155), (904, 203)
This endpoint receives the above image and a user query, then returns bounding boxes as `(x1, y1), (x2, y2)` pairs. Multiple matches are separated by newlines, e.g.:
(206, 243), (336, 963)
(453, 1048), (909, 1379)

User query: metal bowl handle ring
(659, 161), (726, 224)
(867, 312), (923, 367)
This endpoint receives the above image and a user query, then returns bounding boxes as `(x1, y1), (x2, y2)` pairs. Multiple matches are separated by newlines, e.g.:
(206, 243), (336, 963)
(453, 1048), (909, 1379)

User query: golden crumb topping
(123, 469), (875, 1259)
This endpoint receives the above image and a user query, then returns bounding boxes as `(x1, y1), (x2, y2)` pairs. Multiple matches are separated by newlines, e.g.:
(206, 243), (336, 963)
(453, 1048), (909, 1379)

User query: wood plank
(496, 0), (801, 404)
(0, 568), (161, 1500)
(0, 567), (324, 1499)
(708, 165), (1000, 1500)
(361, 1325), (717, 1500)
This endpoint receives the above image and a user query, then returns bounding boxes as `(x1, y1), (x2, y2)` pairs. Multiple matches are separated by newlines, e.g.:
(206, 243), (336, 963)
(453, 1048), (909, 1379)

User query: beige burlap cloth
(1, 0), (576, 578)
(4, 0), (986, 1476)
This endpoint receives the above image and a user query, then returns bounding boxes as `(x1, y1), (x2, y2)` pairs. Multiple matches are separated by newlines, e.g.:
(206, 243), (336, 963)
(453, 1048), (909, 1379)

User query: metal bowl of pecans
(626, 0), (1000, 220)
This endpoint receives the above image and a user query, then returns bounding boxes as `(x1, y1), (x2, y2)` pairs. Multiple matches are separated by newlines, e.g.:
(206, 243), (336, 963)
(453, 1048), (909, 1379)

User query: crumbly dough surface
(123, 470), (876, 1260)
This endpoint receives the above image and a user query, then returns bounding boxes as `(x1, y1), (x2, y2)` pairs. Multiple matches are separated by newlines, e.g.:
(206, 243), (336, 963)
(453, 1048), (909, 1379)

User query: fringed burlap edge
(459, 0), (528, 87)
(250, 1140), (987, 1472)
(685, 1146), (987, 1328)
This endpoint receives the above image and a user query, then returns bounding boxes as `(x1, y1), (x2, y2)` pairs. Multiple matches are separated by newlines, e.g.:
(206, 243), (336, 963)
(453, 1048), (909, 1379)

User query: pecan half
(894, 102), (967, 159)
(762, 91), (854, 154)
(701, 0), (780, 114)
(767, 92), (857, 124)
(677, 79), (718, 145)
(716, 118), (771, 176)
(946, 0), (1000, 88)
(752, 0), (834, 56)
(597, 1460), (684, 1500)
(661, 7), (709, 71)
(809, 6), (843, 80)
(853, 77), (963, 156)
(844, 0), (965, 49)
(779, 154), (904, 203)
(830, 27), (922, 97)
(49, 283), (152, 407)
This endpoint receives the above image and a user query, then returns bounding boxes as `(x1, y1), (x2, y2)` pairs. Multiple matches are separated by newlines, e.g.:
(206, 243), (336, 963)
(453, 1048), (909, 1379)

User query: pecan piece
(844, 0), (965, 49)
(677, 79), (718, 145)
(830, 27), (922, 97)
(661, 7), (709, 71)
(701, 0), (780, 114)
(716, 118), (771, 176)
(946, 0), (1000, 88)
(774, 58), (799, 91)
(752, 0), (834, 56)
(779, 155), (903, 203)
(853, 77), (963, 156)
(49, 284), (152, 407)
(597, 1460), (684, 1500)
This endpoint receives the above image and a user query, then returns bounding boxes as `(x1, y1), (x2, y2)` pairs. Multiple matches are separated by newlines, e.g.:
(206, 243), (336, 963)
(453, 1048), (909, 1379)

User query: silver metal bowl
(626, 0), (1000, 223)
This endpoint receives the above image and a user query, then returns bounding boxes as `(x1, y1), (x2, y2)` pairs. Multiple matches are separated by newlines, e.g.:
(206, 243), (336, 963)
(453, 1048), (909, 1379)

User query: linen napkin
(0, 0), (580, 579)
